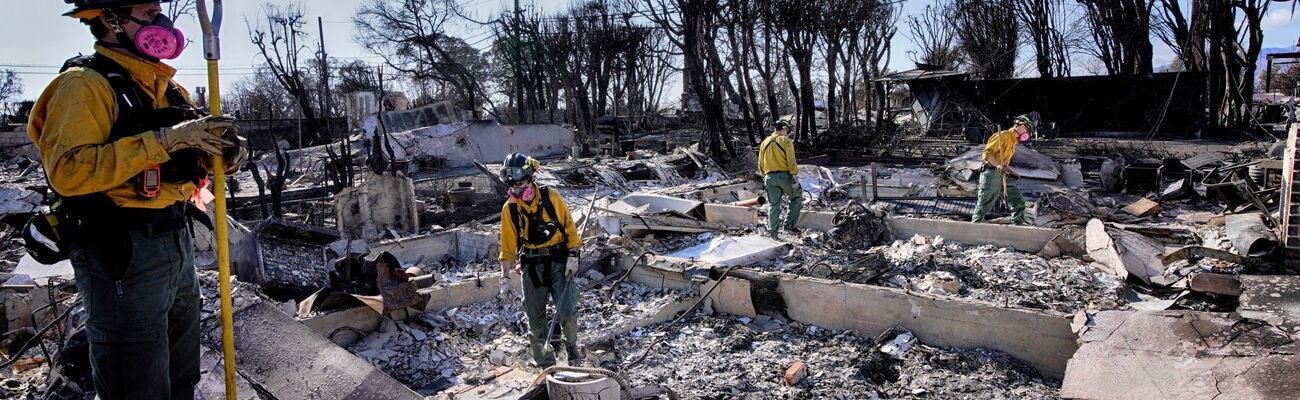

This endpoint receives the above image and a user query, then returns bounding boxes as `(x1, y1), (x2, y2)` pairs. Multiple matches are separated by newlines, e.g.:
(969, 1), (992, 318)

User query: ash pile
(607, 312), (1058, 399)
(878, 234), (1127, 312)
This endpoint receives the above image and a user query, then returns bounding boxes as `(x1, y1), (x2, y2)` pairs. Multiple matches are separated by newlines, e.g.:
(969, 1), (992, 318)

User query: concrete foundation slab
(1062, 310), (1300, 399)
(795, 211), (837, 231)
(886, 217), (1061, 253)
(1239, 275), (1300, 334)
(703, 204), (759, 225)
(703, 277), (757, 318)
(214, 303), (422, 399)
(778, 275), (1077, 379)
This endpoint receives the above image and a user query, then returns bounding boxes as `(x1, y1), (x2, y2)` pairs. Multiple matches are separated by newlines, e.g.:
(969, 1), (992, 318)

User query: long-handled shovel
(197, 1), (237, 398)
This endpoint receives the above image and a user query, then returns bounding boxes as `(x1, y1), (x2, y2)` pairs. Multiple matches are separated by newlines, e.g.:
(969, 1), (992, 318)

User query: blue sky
(3, 0), (1299, 102)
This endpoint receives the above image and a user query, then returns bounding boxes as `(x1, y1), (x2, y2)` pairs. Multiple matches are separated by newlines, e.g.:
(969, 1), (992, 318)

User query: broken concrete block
(489, 349), (507, 366)
(608, 193), (705, 219)
(1085, 219), (1164, 283)
(784, 360), (808, 386)
(335, 172), (419, 242)
(1121, 197), (1161, 217)
(1188, 272), (1242, 297)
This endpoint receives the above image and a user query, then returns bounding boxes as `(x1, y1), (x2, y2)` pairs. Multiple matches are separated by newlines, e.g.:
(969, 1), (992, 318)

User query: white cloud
(1263, 9), (1297, 32)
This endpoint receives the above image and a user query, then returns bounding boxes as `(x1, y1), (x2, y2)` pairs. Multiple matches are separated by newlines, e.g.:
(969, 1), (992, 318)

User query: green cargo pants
(69, 215), (200, 400)
(971, 167), (1026, 225)
(520, 256), (578, 368)
(765, 172), (803, 238)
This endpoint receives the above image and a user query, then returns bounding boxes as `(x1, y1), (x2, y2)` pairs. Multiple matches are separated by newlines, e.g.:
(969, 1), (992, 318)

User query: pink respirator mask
(509, 185), (535, 202)
(128, 14), (186, 60)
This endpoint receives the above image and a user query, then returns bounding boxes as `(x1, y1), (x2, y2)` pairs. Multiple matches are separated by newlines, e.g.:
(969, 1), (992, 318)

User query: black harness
(61, 53), (209, 198)
(508, 186), (570, 287)
(23, 54), (214, 275)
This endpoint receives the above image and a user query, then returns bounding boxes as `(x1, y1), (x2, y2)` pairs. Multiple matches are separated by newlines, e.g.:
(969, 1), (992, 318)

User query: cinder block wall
(1284, 125), (1299, 267)
(0, 130), (30, 147)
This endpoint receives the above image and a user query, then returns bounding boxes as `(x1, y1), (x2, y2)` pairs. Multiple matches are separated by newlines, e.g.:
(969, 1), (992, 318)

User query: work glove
(218, 132), (250, 175)
(565, 251), (579, 276)
(156, 115), (236, 156)
(999, 165), (1020, 178)
(498, 276), (513, 302)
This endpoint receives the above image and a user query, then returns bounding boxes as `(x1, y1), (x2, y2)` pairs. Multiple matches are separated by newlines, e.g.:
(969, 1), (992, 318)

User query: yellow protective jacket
(27, 45), (204, 209)
(981, 128), (1019, 168)
(498, 186), (581, 264)
(758, 133), (798, 175)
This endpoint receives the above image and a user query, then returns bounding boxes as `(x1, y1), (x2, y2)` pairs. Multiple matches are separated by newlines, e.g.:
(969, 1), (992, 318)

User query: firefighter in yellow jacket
(759, 119), (801, 238)
(971, 115), (1032, 225)
(26, 1), (247, 398)
(497, 153), (582, 367)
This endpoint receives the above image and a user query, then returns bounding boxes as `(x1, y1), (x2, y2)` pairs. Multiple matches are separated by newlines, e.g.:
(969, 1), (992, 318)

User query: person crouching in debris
(971, 115), (1032, 225)
(759, 119), (802, 239)
(497, 153), (582, 368)
(25, 1), (248, 398)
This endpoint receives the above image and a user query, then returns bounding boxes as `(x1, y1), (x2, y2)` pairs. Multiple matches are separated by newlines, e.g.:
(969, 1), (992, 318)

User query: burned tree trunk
(269, 145), (291, 219)
(645, 0), (734, 158)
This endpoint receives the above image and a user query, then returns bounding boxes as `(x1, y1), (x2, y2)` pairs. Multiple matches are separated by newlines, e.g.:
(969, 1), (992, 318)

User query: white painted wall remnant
(382, 120), (575, 168)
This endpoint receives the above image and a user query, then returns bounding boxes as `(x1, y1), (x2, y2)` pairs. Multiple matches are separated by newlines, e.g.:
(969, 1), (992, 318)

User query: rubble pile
(611, 312), (1059, 399)
(348, 301), (531, 395)
(881, 235), (1127, 312)
(197, 270), (273, 330)
(321, 270), (695, 395)
(577, 271), (695, 339)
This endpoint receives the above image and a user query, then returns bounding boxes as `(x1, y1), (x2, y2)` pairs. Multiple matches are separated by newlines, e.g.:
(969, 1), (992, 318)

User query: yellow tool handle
(197, 1), (236, 399)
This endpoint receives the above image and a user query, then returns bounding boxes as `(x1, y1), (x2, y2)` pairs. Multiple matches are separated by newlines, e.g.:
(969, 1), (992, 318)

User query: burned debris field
(2, 0), (1300, 399)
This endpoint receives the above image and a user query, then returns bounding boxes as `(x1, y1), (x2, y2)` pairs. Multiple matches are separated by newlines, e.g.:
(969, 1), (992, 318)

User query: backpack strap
(66, 54), (155, 142)
(762, 137), (788, 159)
(508, 202), (524, 252)
(537, 187), (569, 248)
(508, 187), (569, 249)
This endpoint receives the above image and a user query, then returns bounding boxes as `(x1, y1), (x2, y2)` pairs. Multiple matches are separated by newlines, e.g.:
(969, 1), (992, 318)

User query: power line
(9, 70), (262, 77)
(0, 63), (261, 71)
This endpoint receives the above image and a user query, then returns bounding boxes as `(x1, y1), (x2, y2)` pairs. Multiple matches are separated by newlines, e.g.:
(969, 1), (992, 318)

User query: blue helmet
(500, 153), (539, 186)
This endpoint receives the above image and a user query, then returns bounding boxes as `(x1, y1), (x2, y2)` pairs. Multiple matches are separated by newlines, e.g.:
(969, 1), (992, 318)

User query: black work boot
(565, 344), (581, 366)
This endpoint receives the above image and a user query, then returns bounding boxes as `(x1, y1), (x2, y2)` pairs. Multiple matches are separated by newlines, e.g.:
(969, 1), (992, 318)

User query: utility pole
(318, 16), (332, 141)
